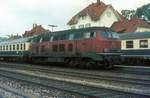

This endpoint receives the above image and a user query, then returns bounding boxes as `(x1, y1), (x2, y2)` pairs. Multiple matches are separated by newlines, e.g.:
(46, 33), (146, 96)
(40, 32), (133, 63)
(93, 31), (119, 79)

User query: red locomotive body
(31, 27), (121, 69)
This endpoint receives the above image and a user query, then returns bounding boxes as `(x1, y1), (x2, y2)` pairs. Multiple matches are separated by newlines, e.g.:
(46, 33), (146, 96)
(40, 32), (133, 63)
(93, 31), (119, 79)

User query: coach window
(140, 40), (148, 48)
(3, 46), (5, 51)
(126, 41), (133, 48)
(17, 44), (19, 50)
(20, 44), (22, 50)
(13, 45), (15, 50)
(6, 45), (8, 51)
(24, 43), (26, 50)
(9, 45), (11, 51)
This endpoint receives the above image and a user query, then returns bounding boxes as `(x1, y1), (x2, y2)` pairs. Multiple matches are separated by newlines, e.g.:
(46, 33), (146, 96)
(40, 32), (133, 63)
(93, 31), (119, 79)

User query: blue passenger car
(120, 32), (150, 65)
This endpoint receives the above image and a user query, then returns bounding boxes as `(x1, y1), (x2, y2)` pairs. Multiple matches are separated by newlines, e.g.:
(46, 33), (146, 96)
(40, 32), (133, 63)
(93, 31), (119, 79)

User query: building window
(126, 41), (133, 48)
(106, 11), (111, 17)
(140, 40), (148, 48)
(71, 26), (76, 29)
(9, 45), (12, 51)
(81, 16), (86, 20)
(85, 23), (91, 28)
(79, 25), (84, 28)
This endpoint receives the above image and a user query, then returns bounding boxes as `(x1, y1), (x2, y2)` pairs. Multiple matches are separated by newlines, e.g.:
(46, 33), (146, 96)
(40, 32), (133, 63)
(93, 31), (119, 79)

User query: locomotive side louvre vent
(52, 45), (58, 52)
(68, 44), (73, 52)
(59, 44), (65, 52)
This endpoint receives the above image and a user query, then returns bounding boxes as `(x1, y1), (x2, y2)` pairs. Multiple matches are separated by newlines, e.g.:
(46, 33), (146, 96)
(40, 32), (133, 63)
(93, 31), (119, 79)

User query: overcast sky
(0, 0), (149, 36)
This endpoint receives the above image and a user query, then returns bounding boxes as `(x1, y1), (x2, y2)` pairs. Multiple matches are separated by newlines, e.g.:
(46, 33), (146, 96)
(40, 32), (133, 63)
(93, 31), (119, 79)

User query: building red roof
(67, 1), (124, 25)
(111, 18), (150, 33)
(23, 24), (49, 37)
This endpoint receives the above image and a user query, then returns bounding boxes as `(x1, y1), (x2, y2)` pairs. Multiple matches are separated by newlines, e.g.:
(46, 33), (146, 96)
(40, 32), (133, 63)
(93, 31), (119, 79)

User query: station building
(111, 18), (150, 33)
(67, 0), (125, 29)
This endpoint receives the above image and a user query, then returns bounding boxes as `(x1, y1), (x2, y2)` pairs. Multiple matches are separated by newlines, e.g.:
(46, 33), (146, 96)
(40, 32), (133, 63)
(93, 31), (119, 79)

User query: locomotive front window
(101, 31), (119, 39)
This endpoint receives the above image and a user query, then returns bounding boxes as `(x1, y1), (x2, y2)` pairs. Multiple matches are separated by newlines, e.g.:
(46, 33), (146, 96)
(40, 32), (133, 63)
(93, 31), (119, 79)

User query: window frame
(139, 40), (148, 48)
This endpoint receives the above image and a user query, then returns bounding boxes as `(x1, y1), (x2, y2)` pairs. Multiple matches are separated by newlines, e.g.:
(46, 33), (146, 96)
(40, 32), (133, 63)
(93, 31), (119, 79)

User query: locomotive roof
(32, 27), (113, 42)
(52, 27), (113, 33)
(120, 32), (150, 40)
(0, 36), (33, 45)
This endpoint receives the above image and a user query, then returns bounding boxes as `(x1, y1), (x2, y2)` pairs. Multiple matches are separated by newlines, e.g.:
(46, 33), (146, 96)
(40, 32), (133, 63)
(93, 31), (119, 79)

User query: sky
(0, 0), (149, 36)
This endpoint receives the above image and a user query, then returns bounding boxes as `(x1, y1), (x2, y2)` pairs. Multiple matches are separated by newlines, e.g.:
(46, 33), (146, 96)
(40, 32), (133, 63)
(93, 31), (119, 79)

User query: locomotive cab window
(69, 34), (74, 40)
(126, 41), (133, 48)
(140, 40), (148, 48)
(84, 32), (96, 39)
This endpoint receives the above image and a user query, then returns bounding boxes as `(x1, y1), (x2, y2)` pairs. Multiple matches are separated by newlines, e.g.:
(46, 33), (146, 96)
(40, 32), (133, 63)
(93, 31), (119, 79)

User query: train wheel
(85, 61), (96, 69)
(103, 61), (113, 69)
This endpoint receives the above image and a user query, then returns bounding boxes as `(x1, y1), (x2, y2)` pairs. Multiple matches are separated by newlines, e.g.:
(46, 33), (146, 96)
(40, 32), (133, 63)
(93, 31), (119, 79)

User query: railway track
(0, 62), (150, 98)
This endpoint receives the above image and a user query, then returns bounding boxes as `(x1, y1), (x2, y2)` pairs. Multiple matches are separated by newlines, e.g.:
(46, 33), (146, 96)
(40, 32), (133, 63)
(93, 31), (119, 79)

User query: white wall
(136, 27), (150, 32)
(121, 39), (150, 50)
(69, 7), (119, 29)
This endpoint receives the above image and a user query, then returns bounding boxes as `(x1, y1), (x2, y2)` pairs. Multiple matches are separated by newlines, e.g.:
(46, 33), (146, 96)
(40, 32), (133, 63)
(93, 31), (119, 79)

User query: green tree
(136, 3), (150, 22)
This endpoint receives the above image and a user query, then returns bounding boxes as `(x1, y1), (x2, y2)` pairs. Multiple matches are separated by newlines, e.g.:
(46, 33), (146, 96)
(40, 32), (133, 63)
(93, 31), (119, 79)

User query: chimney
(97, 0), (100, 4)
(33, 24), (35, 29)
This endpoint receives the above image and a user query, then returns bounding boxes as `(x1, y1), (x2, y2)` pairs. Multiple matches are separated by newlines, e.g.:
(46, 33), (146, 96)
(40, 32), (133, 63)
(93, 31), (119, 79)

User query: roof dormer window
(81, 16), (86, 20)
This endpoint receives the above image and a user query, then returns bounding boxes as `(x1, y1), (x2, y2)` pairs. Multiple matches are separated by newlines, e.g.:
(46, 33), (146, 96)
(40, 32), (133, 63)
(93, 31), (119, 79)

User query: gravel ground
(0, 88), (24, 98)
(0, 76), (89, 98)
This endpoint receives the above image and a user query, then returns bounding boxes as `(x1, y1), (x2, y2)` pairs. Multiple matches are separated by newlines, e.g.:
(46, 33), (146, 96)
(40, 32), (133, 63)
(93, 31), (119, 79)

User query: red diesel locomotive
(31, 27), (121, 69)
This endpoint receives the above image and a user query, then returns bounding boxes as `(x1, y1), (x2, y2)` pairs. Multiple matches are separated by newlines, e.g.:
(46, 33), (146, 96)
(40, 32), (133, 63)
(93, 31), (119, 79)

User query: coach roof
(120, 32), (150, 40)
